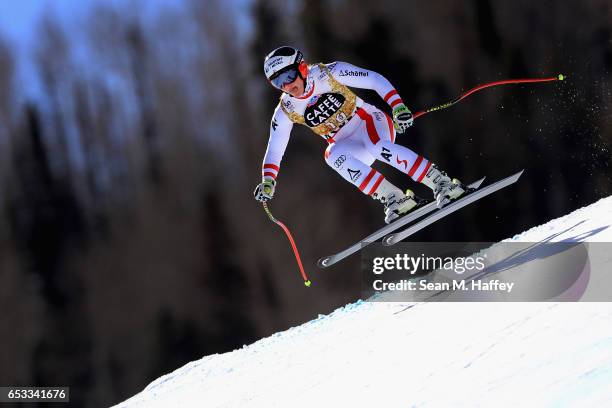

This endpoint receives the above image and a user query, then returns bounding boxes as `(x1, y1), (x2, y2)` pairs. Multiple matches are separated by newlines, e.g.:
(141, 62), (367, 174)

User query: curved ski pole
(262, 202), (311, 287)
(413, 74), (565, 120)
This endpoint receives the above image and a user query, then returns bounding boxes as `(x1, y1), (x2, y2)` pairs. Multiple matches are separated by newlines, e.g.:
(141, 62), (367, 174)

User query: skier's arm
(329, 61), (414, 132)
(328, 61), (407, 109)
(254, 104), (293, 202)
(262, 104), (293, 181)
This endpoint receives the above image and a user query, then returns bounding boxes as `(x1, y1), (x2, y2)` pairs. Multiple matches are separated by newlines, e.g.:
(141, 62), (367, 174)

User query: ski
(317, 177), (486, 268)
(382, 170), (524, 246)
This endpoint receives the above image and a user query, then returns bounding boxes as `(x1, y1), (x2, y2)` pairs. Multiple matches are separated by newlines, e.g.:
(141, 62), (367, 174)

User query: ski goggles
(269, 66), (299, 89)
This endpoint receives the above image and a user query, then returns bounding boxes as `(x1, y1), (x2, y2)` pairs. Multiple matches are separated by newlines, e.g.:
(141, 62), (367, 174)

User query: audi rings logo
(334, 155), (347, 168)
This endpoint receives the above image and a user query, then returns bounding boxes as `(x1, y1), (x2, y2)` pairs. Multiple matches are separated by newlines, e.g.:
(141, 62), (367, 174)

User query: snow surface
(118, 196), (612, 408)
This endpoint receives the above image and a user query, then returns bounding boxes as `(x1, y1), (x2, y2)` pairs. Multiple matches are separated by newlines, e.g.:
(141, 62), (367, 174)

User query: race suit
(261, 61), (431, 198)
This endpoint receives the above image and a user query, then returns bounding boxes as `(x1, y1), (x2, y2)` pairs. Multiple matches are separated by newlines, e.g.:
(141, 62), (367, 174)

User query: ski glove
(392, 103), (414, 133)
(254, 179), (276, 202)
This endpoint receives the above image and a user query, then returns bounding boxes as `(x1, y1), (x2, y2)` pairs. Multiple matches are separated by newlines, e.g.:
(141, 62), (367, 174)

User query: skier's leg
(357, 105), (465, 208)
(357, 106), (430, 181)
(324, 139), (383, 196)
(324, 140), (417, 223)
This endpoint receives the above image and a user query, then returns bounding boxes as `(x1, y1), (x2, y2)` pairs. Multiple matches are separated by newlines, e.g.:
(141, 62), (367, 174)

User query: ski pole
(262, 202), (311, 287)
(413, 74), (565, 120)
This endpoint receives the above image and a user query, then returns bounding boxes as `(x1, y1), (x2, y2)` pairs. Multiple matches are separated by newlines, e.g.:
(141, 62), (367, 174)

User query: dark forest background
(0, 0), (610, 406)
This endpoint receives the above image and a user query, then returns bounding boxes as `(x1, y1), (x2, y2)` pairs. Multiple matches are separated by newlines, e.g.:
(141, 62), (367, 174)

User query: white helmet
(264, 46), (307, 89)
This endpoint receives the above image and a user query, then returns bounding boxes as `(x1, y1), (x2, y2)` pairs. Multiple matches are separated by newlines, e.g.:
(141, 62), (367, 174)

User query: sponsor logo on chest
(338, 69), (368, 77)
(304, 93), (345, 127)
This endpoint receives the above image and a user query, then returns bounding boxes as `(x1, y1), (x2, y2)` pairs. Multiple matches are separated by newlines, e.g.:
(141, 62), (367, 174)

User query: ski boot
(372, 178), (423, 223)
(381, 189), (420, 224)
(420, 165), (465, 208)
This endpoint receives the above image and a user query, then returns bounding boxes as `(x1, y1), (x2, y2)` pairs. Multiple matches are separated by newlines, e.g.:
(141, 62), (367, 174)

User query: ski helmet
(264, 46), (308, 89)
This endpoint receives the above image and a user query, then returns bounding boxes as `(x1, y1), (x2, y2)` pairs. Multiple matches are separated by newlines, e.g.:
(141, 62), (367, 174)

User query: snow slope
(118, 196), (612, 408)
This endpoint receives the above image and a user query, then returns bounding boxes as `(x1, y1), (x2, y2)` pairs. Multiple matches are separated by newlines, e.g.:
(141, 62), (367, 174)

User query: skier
(253, 46), (465, 224)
